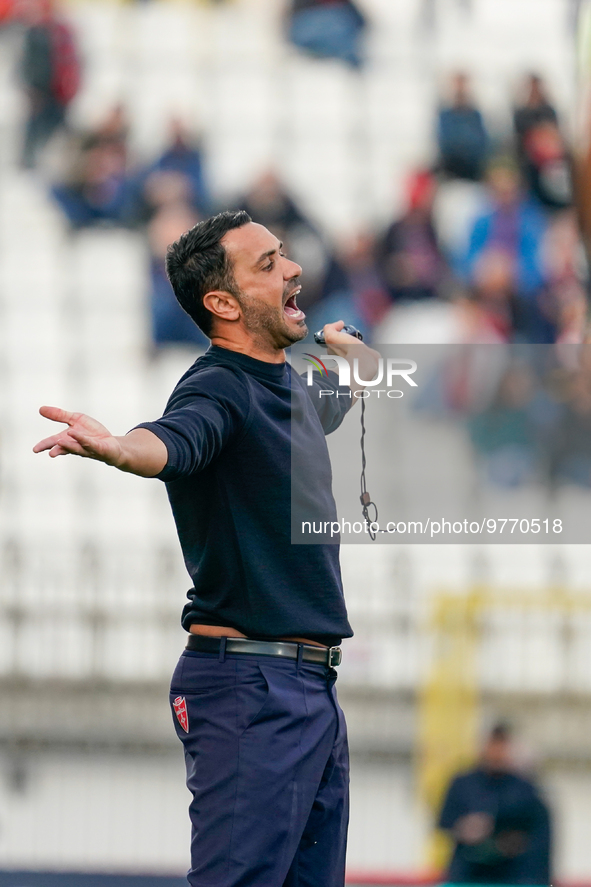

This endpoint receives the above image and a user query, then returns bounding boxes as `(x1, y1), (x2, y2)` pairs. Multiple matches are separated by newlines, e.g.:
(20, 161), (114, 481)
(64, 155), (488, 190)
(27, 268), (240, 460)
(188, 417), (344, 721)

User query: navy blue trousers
(169, 649), (349, 887)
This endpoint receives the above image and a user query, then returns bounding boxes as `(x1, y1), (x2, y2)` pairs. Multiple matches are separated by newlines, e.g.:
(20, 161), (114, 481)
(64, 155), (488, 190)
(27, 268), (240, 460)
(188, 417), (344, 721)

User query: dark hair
(165, 210), (251, 337)
(490, 722), (511, 742)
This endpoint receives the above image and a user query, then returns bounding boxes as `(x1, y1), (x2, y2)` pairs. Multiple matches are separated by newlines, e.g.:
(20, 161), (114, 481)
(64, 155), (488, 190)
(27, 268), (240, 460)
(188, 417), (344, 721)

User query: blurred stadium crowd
(2, 0), (588, 353)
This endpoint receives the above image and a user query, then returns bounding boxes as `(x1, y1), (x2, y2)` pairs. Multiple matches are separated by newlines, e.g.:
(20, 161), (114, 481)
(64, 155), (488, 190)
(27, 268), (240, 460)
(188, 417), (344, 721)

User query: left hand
(321, 321), (363, 354)
(321, 321), (381, 396)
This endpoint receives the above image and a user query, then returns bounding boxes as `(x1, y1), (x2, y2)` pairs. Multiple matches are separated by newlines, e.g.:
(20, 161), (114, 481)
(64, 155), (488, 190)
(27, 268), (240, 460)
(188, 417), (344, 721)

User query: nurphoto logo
(304, 354), (418, 399)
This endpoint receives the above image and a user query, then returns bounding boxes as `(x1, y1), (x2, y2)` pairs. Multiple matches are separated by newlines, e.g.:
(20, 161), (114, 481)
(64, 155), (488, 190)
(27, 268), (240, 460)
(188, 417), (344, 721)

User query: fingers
(39, 405), (81, 425)
(33, 431), (69, 453)
(67, 428), (101, 452)
(34, 430), (89, 457)
(67, 427), (89, 443)
(33, 428), (89, 453)
(34, 407), (92, 456)
(52, 435), (88, 457)
(323, 321), (345, 336)
(48, 444), (73, 458)
(323, 320), (360, 348)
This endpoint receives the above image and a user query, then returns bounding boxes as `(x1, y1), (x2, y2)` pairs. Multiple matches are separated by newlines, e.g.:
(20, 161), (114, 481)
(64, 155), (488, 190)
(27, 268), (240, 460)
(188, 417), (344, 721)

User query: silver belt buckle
(328, 646), (342, 667)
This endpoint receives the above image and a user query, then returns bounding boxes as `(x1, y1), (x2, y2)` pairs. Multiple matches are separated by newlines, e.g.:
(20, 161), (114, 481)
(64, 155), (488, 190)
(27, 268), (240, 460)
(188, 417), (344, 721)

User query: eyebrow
(254, 242), (283, 268)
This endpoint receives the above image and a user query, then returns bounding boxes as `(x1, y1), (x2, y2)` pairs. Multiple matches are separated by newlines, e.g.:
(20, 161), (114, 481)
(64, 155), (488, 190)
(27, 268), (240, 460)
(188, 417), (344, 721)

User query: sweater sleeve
(303, 370), (354, 435)
(133, 367), (251, 481)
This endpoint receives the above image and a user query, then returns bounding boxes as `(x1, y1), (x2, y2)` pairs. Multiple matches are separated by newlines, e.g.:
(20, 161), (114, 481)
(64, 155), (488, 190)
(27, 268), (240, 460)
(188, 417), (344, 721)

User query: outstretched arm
(33, 406), (168, 478)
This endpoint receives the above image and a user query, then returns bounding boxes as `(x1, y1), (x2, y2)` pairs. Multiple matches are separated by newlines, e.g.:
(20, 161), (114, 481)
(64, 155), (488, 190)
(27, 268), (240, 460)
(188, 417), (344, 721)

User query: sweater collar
(206, 345), (287, 381)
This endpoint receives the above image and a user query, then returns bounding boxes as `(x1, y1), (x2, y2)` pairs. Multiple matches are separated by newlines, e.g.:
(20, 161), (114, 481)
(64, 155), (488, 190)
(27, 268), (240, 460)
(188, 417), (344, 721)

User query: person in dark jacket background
(376, 169), (449, 304)
(18, 0), (80, 169)
(437, 72), (490, 182)
(439, 723), (552, 885)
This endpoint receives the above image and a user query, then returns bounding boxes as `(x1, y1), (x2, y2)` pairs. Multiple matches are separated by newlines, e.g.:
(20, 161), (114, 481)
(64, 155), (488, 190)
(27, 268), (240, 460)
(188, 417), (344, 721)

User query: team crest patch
(173, 696), (189, 732)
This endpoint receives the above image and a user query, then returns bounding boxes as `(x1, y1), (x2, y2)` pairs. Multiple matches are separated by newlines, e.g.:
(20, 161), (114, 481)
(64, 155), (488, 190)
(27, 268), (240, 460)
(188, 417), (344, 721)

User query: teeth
(283, 286), (305, 320)
(284, 305), (305, 320)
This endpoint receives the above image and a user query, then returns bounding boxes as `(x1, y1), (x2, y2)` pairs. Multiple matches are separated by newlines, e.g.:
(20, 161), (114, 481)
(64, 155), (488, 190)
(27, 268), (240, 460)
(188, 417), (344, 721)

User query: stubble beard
(237, 291), (308, 351)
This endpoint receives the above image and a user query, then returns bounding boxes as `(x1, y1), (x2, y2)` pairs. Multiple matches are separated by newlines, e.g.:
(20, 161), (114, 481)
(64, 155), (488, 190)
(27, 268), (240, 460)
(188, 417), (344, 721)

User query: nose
(284, 257), (302, 279)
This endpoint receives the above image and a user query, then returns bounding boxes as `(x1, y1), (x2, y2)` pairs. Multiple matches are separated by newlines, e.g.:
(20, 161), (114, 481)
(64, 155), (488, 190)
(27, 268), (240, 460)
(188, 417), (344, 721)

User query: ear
(202, 290), (241, 324)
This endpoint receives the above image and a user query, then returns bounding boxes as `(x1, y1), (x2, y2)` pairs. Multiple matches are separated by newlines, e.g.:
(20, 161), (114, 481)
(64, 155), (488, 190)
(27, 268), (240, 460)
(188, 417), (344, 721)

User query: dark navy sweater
(137, 345), (354, 646)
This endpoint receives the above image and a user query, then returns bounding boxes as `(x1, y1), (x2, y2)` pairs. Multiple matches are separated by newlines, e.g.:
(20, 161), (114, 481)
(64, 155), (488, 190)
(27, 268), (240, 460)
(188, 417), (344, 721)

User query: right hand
(454, 812), (494, 845)
(33, 406), (124, 467)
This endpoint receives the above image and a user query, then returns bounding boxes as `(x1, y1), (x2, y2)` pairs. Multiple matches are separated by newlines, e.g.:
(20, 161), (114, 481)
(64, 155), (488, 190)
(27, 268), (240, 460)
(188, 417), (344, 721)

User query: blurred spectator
(236, 169), (339, 311)
(514, 75), (559, 162)
(287, 0), (366, 69)
(339, 232), (391, 330)
(18, 0), (80, 169)
(437, 73), (490, 182)
(467, 249), (520, 343)
(304, 231), (390, 342)
(520, 120), (573, 211)
(461, 160), (548, 304)
(468, 245), (559, 344)
(129, 119), (212, 349)
(513, 74), (572, 211)
(541, 210), (588, 344)
(238, 169), (313, 236)
(147, 199), (207, 348)
(52, 104), (136, 229)
(439, 723), (552, 884)
(461, 164), (588, 343)
(376, 170), (450, 304)
(131, 118), (211, 225)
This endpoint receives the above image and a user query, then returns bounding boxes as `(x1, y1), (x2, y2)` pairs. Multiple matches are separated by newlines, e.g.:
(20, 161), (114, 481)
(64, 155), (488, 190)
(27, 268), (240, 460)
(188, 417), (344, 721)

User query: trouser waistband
(185, 634), (342, 667)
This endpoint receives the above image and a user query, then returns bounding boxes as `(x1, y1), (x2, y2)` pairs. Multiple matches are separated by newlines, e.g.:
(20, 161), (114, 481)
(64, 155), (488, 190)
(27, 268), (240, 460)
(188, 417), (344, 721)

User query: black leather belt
(185, 634), (342, 667)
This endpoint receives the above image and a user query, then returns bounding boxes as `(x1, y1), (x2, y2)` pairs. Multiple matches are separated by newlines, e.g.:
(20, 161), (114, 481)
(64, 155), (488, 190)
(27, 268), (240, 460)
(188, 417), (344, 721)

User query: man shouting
(34, 210), (379, 887)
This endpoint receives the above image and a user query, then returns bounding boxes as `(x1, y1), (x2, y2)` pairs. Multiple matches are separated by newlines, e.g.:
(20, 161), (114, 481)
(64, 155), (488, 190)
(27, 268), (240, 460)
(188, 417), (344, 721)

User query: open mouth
(283, 286), (305, 321)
